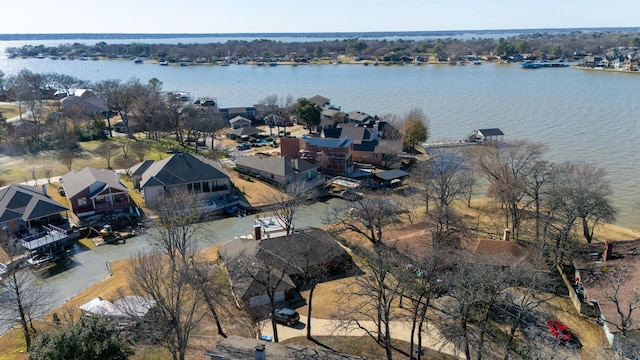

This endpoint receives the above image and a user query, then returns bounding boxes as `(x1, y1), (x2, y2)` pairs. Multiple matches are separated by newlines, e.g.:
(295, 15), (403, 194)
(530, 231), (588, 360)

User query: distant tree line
(6, 30), (640, 63)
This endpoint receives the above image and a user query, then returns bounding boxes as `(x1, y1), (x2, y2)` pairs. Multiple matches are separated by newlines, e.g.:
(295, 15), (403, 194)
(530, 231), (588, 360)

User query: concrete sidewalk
(259, 314), (459, 357)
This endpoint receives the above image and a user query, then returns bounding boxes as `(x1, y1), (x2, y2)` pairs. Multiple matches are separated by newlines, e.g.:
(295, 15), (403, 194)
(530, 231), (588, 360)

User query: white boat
(27, 254), (56, 266)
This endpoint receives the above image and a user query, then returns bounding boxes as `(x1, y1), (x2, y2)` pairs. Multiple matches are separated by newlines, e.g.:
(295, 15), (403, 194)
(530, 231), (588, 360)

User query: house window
(77, 198), (87, 207)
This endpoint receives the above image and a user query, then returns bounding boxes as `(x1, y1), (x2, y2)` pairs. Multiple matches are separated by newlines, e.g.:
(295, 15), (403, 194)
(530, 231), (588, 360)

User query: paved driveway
(259, 314), (459, 357)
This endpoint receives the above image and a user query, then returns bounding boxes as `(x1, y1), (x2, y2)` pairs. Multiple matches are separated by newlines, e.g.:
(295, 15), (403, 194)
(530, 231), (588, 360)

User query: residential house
(308, 95), (330, 108)
(569, 240), (640, 346)
(323, 125), (403, 167)
(289, 136), (353, 176)
(219, 106), (259, 121)
(229, 115), (252, 129)
(60, 167), (131, 217)
(130, 153), (231, 203)
(0, 184), (69, 235)
(60, 89), (109, 115)
(318, 107), (347, 130)
(348, 110), (373, 124)
(219, 227), (353, 308)
(226, 125), (265, 141)
(0, 184), (75, 255)
(234, 155), (323, 187)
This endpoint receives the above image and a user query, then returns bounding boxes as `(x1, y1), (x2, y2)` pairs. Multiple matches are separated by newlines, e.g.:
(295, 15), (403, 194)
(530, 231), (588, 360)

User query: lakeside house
(59, 89), (109, 115)
(60, 167), (131, 218)
(0, 184), (76, 255)
(293, 136), (354, 176)
(219, 227), (353, 308)
(130, 153), (232, 204)
(567, 240), (640, 347)
(234, 155), (324, 188)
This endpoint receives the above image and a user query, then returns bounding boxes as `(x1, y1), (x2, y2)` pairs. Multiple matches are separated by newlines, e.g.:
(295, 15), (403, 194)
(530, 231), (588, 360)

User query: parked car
(271, 308), (300, 326)
(547, 320), (572, 342)
(236, 143), (251, 150)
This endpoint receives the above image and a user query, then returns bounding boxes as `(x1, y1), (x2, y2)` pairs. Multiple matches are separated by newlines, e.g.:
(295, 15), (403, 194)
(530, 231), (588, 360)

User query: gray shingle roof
(60, 167), (129, 199)
(235, 156), (316, 178)
(140, 153), (230, 188)
(0, 184), (68, 223)
(478, 128), (504, 136)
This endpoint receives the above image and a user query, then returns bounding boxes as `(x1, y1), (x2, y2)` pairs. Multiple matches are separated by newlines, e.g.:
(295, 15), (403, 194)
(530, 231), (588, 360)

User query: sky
(1, 0), (639, 34)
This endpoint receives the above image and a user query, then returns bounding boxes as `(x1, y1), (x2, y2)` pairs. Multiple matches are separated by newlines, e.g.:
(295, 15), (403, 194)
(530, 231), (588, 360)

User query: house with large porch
(131, 153), (232, 204)
(0, 184), (76, 255)
(60, 167), (131, 218)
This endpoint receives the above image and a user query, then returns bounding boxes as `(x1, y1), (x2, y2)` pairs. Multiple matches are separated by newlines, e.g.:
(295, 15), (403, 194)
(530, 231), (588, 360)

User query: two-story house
(60, 167), (131, 218)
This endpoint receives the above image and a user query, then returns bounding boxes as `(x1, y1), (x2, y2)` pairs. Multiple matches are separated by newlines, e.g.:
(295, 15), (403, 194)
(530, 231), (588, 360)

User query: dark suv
(272, 308), (300, 326)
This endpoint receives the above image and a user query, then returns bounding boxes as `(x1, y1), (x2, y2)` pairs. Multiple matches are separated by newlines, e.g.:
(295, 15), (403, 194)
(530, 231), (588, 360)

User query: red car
(547, 320), (572, 342)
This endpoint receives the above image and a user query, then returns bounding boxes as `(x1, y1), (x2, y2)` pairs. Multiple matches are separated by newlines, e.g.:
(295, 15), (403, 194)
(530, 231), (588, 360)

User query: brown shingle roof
(573, 239), (640, 334)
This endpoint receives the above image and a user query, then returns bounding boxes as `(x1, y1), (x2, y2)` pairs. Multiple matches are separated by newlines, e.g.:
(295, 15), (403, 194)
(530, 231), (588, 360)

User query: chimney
(603, 242), (613, 262)
(503, 228), (511, 242)
(254, 224), (262, 241)
(254, 344), (265, 360)
(41, 184), (47, 196)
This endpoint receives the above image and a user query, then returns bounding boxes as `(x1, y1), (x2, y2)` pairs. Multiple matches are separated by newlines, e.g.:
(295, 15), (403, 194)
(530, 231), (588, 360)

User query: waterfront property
(130, 153), (232, 204)
(219, 227), (353, 308)
(60, 167), (131, 217)
(59, 89), (109, 115)
(234, 155), (324, 188)
(281, 136), (354, 176)
(0, 183), (76, 255)
(567, 240), (640, 347)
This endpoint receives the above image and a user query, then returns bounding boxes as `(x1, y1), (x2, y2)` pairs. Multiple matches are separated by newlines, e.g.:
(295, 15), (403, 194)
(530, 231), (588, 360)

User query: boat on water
(158, 61), (169, 66)
(133, 58), (143, 64)
(27, 254), (58, 267)
(521, 61), (570, 69)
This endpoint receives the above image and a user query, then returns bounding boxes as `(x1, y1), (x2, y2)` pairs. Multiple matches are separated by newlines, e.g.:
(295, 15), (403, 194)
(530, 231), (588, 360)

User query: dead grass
(284, 336), (456, 360)
(0, 105), (20, 120)
(0, 329), (27, 360)
(543, 296), (615, 360)
(226, 167), (283, 208)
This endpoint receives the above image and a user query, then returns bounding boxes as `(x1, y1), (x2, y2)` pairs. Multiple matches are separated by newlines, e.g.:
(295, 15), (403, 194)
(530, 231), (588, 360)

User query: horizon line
(1, 27), (638, 39)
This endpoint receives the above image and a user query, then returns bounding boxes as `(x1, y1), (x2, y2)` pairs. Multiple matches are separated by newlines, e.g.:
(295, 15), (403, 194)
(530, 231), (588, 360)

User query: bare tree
(477, 140), (546, 241)
(224, 248), (292, 343)
(417, 148), (471, 244)
(128, 250), (205, 360)
(0, 240), (52, 351)
(338, 243), (404, 360)
(147, 189), (202, 263)
(400, 251), (449, 360)
(439, 250), (519, 360)
(93, 141), (120, 169)
(187, 255), (229, 338)
(264, 180), (317, 235)
(94, 79), (122, 138)
(329, 188), (401, 245)
(522, 159), (553, 243)
(131, 138), (149, 163)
